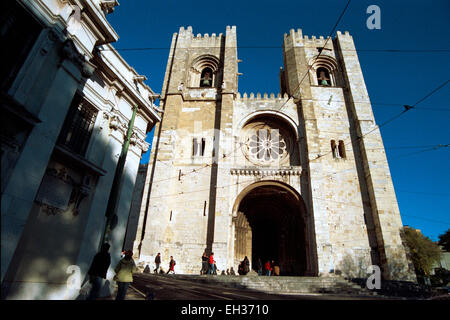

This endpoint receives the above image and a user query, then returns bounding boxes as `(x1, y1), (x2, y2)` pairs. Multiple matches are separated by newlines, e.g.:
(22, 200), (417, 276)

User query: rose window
(242, 118), (294, 165)
(248, 129), (287, 161)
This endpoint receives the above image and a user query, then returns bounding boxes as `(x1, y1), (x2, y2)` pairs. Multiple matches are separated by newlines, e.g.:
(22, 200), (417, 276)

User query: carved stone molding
(39, 28), (59, 56)
(129, 132), (138, 145)
(61, 39), (85, 68)
(137, 139), (150, 153)
(81, 60), (96, 77)
(100, 0), (119, 14)
(230, 167), (302, 177)
(108, 111), (127, 135)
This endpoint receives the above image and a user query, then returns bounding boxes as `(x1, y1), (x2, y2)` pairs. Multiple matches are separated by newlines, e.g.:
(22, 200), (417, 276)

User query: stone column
(1, 57), (82, 282)
(72, 114), (123, 293)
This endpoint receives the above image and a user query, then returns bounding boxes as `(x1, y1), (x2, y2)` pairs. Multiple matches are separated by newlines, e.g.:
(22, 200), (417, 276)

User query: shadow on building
(1, 0), (160, 300)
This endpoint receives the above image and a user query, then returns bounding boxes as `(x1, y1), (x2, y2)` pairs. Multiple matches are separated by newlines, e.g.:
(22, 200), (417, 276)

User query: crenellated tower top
(161, 26), (238, 99)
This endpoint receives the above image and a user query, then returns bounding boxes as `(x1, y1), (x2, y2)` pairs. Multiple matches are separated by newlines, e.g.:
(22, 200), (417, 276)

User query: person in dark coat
(201, 251), (209, 275)
(86, 243), (111, 300)
(213, 260), (218, 275)
(238, 262), (244, 275)
(243, 256), (250, 275)
(154, 253), (161, 274)
(257, 258), (263, 276)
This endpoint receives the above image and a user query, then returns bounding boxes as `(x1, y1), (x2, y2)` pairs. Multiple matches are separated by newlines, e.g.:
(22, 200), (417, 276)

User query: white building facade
(1, 0), (160, 299)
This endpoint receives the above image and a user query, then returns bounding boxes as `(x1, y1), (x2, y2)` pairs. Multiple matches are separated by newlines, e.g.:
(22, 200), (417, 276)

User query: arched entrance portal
(233, 184), (309, 276)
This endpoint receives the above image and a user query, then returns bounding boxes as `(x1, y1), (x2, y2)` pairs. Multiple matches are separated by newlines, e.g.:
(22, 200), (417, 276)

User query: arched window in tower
(200, 68), (213, 87)
(190, 55), (220, 88)
(310, 56), (339, 87)
(317, 67), (331, 86)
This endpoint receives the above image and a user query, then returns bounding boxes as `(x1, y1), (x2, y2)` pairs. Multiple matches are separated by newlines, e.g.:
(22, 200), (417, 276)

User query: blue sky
(108, 0), (449, 241)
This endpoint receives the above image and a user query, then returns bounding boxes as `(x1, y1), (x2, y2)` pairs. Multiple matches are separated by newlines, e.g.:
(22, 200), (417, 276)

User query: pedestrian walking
(113, 250), (136, 300)
(154, 253), (161, 274)
(201, 251), (208, 275)
(207, 252), (215, 275)
(264, 260), (272, 276)
(167, 256), (176, 274)
(86, 243), (111, 300)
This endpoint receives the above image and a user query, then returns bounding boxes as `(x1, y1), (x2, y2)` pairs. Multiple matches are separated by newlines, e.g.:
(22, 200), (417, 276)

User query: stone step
(153, 274), (378, 296)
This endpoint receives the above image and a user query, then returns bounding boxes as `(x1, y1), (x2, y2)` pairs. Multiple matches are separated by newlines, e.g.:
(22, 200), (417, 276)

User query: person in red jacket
(166, 256), (176, 274)
(264, 260), (272, 276)
(207, 252), (215, 275)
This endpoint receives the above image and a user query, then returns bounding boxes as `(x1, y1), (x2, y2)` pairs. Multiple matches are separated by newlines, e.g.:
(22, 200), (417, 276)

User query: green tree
(437, 229), (450, 252)
(403, 227), (441, 276)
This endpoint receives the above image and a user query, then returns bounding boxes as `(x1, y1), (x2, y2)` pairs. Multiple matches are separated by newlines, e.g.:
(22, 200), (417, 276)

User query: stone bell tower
(280, 29), (415, 280)
(132, 26), (239, 273)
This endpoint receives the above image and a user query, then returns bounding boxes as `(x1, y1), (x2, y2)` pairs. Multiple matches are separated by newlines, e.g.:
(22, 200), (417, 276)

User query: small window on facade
(201, 138), (206, 156)
(193, 138), (198, 156)
(203, 201), (207, 216)
(193, 138), (206, 156)
(200, 68), (213, 87)
(338, 140), (346, 158)
(331, 140), (338, 158)
(57, 95), (98, 156)
(317, 67), (331, 86)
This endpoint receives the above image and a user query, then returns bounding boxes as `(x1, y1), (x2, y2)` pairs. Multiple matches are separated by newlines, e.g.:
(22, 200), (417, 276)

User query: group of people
(237, 257), (279, 276)
(152, 253), (177, 274)
(152, 251), (218, 276)
(257, 259), (280, 276)
(238, 256), (250, 275)
(86, 245), (281, 300)
(86, 243), (137, 300)
(201, 251), (218, 275)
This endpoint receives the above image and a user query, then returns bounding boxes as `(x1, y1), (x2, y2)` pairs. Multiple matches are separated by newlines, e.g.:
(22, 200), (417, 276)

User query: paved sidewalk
(97, 284), (147, 300)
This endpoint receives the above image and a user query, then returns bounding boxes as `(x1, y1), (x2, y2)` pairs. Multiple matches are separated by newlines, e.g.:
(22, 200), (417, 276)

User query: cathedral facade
(130, 26), (415, 280)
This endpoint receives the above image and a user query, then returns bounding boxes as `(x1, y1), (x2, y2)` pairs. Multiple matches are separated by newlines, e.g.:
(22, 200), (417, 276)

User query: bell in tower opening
(200, 68), (213, 87)
(317, 67), (330, 86)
